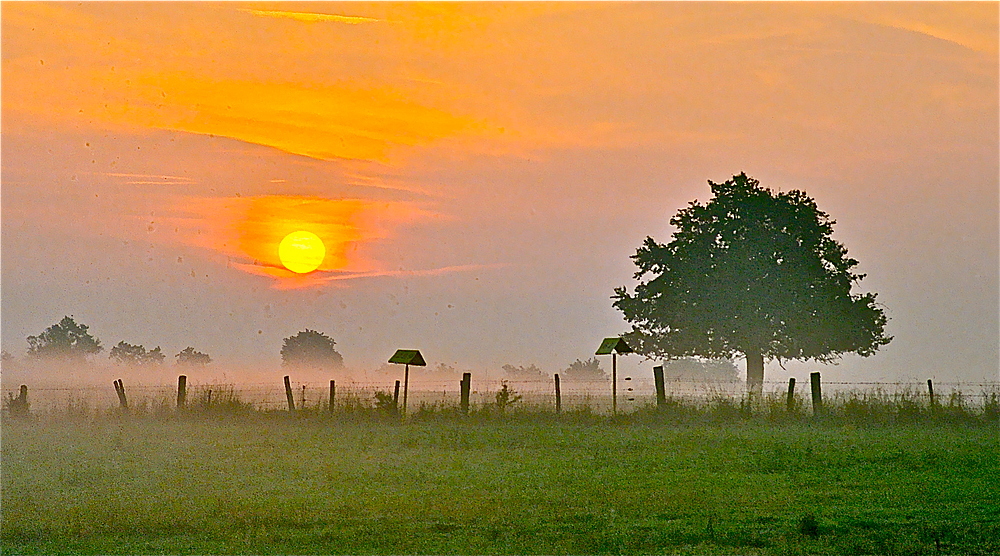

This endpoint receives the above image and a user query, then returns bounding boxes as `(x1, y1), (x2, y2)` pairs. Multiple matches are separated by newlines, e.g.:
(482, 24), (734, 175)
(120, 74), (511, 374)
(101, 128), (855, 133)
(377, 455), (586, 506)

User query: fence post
(554, 373), (562, 414)
(284, 376), (295, 412)
(460, 372), (471, 415)
(927, 379), (935, 409)
(653, 365), (666, 408)
(810, 372), (822, 415)
(11, 385), (29, 417)
(786, 377), (796, 412)
(177, 375), (187, 410)
(301, 384), (306, 410)
(113, 379), (129, 410)
(393, 380), (401, 416)
(329, 380), (336, 413)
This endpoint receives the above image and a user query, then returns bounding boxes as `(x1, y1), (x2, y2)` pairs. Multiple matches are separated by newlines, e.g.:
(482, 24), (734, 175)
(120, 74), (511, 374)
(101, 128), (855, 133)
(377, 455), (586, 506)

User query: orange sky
(2, 2), (997, 382)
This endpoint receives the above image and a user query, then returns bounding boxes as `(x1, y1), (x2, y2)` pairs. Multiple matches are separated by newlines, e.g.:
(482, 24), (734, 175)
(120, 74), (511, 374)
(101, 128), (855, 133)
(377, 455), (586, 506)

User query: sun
(278, 231), (326, 273)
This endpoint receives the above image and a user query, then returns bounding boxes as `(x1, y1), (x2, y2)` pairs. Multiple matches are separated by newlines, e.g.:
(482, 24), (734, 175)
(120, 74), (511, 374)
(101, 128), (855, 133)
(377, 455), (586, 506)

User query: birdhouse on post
(596, 337), (632, 415)
(388, 349), (426, 417)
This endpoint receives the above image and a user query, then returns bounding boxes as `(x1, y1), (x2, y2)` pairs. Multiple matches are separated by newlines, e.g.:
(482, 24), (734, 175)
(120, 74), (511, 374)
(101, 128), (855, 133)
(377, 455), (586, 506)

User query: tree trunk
(745, 349), (764, 396)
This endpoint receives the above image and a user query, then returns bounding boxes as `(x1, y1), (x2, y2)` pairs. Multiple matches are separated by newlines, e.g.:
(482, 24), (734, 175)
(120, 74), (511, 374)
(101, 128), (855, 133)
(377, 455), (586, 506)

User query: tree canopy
(613, 173), (891, 393)
(26, 316), (103, 360)
(280, 329), (344, 369)
(563, 357), (607, 380)
(176, 347), (212, 366)
(109, 341), (165, 366)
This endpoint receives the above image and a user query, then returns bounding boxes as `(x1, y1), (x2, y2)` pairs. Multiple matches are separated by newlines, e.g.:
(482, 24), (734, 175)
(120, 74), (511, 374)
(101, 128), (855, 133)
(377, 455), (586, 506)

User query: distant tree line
(11, 316), (738, 379)
(15, 316), (213, 368)
(12, 316), (349, 371)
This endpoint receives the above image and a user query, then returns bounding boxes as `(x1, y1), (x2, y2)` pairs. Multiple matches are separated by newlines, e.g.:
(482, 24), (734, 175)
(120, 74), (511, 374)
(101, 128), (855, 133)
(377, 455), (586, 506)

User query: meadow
(2, 399), (999, 555)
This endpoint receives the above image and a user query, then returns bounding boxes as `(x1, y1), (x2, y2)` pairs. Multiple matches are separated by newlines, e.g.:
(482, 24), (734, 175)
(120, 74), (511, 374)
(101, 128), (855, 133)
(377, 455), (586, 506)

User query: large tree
(26, 316), (103, 360)
(280, 329), (344, 369)
(613, 173), (891, 394)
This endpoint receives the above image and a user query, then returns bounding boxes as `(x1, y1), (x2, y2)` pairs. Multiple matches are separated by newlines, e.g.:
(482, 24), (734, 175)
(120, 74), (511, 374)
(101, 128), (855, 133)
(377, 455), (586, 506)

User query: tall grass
(6, 383), (998, 428)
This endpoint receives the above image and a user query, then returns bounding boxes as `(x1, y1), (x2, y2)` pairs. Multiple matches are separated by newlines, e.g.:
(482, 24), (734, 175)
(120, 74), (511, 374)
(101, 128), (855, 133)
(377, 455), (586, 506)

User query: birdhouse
(388, 349), (426, 366)
(595, 337), (633, 355)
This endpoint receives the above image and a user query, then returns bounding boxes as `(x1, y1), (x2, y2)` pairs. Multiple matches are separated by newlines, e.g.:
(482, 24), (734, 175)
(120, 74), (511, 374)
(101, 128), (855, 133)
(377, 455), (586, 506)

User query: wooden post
(403, 364), (410, 416)
(329, 380), (336, 413)
(927, 379), (935, 409)
(10, 385), (29, 417)
(177, 375), (187, 410)
(786, 377), (796, 412)
(653, 365), (666, 408)
(114, 379), (128, 410)
(301, 384), (306, 410)
(554, 373), (562, 413)
(393, 380), (401, 416)
(810, 372), (822, 414)
(284, 375), (295, 412)
(612, 352), (618, 415)
(460, 372), (471, 415)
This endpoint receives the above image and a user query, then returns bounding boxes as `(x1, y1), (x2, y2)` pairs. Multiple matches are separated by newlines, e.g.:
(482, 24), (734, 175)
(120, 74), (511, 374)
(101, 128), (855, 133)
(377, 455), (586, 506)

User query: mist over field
(2, 3), (997, 390)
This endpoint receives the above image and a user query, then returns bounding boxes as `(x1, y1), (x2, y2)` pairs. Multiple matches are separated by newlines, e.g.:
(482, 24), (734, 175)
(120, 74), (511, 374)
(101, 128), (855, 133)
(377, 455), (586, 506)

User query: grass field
(2, 413), (999, 555)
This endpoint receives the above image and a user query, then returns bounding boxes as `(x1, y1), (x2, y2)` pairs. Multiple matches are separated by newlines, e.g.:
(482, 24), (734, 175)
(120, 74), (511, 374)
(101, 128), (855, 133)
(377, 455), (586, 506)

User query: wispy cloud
(232, 262), (508, 290)
(239, 9), (384, 25)
(93, 172), (197, 185)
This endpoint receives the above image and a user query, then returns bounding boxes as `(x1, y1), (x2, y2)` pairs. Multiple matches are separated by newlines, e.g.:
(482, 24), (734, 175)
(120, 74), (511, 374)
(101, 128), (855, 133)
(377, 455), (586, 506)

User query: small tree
(563, 357), (607, 380)
(176, 347), (212, 366)
(613, 173), (891, 394)
(495, 381), (522, 414)
(26, 316), (102, 360)
(280, 329), (344, 369)
(109, 341), (165, 366)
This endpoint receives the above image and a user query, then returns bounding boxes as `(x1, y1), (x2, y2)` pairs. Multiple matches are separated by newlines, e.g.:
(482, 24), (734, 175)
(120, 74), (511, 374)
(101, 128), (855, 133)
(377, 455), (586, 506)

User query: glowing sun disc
(278, 231), (326, 273)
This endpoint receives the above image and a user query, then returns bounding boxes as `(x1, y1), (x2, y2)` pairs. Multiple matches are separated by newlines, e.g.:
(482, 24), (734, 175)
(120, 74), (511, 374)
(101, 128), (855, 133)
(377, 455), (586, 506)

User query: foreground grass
(2, 416), (998, 555)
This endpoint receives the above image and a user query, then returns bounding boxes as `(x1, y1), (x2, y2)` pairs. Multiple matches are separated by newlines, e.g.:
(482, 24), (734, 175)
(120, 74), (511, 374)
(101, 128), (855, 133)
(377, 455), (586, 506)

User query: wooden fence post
(113, 379), (128, 410)
(393, 380), (401, 416)
(554, 373), (562, 414)
(786, 377), (796, 412)
(10, 385), (29, 417)
(177, 375), (187, 410)
(284, 376), (295, 412)
(810, 372), (822, 415)
(653, 365), (666, 408)
(460, 372), (471, 415)
(927, 379), (935, 409)
(329, 380), (336, 413)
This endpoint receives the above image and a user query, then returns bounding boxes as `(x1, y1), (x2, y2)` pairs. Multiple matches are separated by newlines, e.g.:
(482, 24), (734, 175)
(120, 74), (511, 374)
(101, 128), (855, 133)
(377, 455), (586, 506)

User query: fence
(4, 373), (999, 416)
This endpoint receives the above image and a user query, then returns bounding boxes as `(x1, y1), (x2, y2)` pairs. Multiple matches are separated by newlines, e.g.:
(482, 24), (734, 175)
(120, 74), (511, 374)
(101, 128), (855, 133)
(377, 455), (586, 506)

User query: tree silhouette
(613, 173), (890, 394)
(280, 329), (343, 369)
(502, 363), (544, 378)
(26, 316), (103, 360)
(563, 357), (607, 380)
(175, 347), (212, 366)
(109, 341), (165, 366)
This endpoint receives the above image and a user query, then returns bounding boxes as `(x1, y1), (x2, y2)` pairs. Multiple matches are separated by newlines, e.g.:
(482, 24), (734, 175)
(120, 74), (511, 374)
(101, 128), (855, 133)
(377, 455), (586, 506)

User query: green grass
(2, 416), (999, 555)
